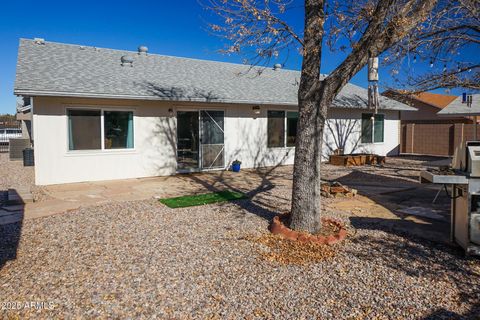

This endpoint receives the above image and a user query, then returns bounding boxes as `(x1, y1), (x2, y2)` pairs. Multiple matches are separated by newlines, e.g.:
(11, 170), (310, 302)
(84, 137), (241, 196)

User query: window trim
(65, 106), (136, 154)
(267, 109), (298, 149)
(360, 112), (385, 145)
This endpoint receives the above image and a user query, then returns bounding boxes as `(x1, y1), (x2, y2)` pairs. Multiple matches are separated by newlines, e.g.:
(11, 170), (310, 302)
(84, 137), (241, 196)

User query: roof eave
(14, 89), (413, 111)
(438, 111), (480, 116)
(13, 89), (300, 106)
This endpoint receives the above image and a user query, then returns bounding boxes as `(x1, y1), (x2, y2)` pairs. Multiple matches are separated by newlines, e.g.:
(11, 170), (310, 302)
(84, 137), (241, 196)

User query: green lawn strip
(159, 190), (247, 208)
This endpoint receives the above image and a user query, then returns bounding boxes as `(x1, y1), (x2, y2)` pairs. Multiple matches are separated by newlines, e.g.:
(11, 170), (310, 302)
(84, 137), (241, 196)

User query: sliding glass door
(176, 110), (225, 171)
(177, 111), (200, 170)
(200, 110), (225, 169)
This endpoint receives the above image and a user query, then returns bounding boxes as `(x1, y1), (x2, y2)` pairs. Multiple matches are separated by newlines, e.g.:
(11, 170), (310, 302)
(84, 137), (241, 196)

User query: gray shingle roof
(14, 39), (413, 111)
(438, 94), (480, 116)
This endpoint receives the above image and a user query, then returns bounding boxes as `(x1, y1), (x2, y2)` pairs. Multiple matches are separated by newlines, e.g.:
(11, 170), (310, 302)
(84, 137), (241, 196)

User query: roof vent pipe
(273, 63), (282, 71)
(34, 38), (45, 45)
(138, 45), (148, 55)
(121, 55), (134, 67)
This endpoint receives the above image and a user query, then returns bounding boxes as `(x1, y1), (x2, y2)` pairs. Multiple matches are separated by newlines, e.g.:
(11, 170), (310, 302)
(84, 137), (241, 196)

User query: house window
(286, 111), (299, 147)
(361, 113), (384, 143)
(104, 111), (134, 149)
(267, 110), (299, 148)
(68, 109), (101, 150)
(267, 111), (285, 148)
(68, 109), (134, 151)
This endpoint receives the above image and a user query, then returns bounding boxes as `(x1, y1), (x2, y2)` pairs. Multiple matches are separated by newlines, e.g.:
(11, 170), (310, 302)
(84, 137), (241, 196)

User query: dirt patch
(316, 220), (342, 237)
(327, 195), (398, 219)
(246, 233), (336, 265)
(276, 214), (342, 237)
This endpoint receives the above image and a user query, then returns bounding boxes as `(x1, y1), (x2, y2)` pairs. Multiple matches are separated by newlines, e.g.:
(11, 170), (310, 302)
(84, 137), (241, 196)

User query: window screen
(201, 110), (224, 145)
(267, 111), (285, 148)
(361, 113), (384, 143)
(68, 109), (101, 150)
(104, 111), (134, 149)
(286, 111), (299, 147)
(361, 114), (373, 143)
(373, 114), (384, 143)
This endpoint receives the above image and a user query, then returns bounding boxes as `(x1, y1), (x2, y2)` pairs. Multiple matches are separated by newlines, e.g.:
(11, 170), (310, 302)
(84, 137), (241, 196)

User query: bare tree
(203, 0), (478, 233)
(380, 0), (480, 91)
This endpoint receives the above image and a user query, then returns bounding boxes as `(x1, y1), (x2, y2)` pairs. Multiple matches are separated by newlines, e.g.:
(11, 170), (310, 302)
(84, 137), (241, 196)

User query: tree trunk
(289, 0), (438, 233)
(290, 92), (330, 233)
(289, 0), (326, 234)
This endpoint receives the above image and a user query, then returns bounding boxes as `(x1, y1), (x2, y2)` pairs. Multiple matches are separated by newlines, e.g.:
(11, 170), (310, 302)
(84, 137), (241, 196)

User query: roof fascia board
(14, 89), (414, 111)
(13, 89), (298, 106)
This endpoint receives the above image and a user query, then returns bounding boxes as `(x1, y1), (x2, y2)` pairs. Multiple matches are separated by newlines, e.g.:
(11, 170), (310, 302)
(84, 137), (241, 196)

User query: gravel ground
(1, 182), (479, 319)
(0, 153), (34, 191)
(0, 153), (50, 201)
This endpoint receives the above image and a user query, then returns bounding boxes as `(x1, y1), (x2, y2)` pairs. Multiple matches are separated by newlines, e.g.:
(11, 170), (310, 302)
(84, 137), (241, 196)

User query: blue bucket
(232, 163), (241, 172)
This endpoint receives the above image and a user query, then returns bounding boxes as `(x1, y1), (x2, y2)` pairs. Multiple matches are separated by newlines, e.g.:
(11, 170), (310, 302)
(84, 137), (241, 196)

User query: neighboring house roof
(14, 39), (413, 111)
(382, 90), (457, 110)
(411, 92), (458, 109)
(438, 94), (480, 116)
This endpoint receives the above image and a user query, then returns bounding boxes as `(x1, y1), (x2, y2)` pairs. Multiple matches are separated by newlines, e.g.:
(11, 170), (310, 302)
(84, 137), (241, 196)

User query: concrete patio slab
(23, 167), (294, 220)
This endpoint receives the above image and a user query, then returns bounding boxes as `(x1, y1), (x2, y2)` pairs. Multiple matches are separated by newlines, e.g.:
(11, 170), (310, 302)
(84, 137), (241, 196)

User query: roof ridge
(19, 38), (302, 73)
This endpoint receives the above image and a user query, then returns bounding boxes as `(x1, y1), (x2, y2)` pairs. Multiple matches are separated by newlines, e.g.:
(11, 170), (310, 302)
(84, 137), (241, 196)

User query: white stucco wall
(323, 108), (401, 158)
(32, 97), (400, 185)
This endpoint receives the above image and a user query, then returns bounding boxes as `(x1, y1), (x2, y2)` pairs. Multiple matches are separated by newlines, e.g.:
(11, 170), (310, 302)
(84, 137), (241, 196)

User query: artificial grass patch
(159, 190), (247, 208)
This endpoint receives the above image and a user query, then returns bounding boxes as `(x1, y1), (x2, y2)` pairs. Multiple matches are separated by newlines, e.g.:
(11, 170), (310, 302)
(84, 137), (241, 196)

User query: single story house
(14, 38), (413, 185)
(383, 90), (471, 124)
(438, 94), (480, 117)
(382, 90), (476, 156)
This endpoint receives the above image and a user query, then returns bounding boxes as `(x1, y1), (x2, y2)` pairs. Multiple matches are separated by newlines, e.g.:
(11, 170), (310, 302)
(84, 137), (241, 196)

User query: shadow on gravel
(334, 170), (450, 210)
(350, 215), (450, 245)
(422, 305), (480, 320)
(0, 222), (23, 270)
(0, 189), (24, 270)
(339, 169), (452, 243)
(182, 166), (286, 221)
(345, 166), (480, 319)
(394, 154), (451, 163)
(347, 232), (480, 319)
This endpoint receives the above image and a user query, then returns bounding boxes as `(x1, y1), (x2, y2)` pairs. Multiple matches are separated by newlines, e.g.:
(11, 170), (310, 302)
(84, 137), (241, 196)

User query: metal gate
(0, 120), (22, 153)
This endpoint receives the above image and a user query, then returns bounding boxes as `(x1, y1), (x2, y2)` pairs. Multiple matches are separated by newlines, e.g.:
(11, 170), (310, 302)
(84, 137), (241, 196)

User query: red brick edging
(270, 215), (347, 245)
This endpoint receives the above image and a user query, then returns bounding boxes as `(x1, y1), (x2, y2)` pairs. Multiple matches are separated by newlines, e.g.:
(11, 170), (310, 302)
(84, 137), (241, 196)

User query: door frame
(175, 107), (226, 173)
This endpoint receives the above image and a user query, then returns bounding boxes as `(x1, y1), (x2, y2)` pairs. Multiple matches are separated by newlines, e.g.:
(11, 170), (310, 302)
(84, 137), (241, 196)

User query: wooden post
(411, 123), (415, 154)
(475, 116), (478, 140)
(451, 185), (456, 243)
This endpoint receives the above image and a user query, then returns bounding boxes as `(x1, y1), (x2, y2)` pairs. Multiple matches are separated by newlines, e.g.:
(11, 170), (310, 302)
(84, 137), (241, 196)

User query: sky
(0, 0), (476, 114)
